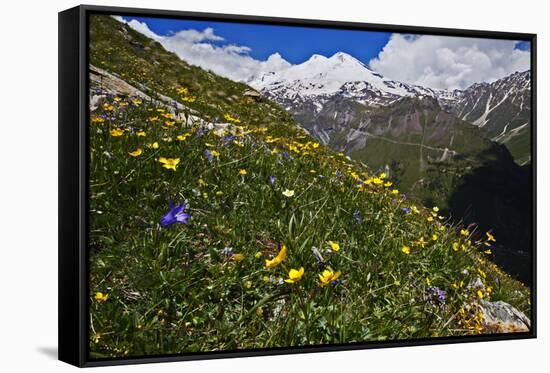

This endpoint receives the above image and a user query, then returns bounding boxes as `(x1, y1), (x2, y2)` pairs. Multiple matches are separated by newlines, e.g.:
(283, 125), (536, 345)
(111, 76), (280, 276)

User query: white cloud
(369, 34), (530, 90)
(112, 16), (291, 82)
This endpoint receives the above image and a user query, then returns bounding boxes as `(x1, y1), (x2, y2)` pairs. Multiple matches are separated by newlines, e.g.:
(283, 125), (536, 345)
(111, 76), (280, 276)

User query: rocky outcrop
(479, 300), (531, 333)
(90, 64), (204, 126)
(243, 89), (262, 102)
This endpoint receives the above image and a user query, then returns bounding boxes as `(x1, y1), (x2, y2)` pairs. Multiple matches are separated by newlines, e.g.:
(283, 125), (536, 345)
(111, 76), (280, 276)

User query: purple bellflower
(160, 202), (191, 226)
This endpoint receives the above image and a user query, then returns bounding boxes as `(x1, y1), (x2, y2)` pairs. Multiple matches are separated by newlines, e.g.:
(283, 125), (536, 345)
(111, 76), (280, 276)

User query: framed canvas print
(58, 4), (536, 367)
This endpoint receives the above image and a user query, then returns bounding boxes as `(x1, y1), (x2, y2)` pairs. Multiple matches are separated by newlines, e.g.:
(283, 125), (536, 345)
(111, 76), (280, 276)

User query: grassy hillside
(90, 15), (295, 127)
(88, 15), (530, 358)
(294, 96), (532, 283)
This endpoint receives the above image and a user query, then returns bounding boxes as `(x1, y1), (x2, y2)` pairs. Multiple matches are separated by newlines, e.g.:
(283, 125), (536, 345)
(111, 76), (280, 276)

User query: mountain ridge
(248, 52), (530, 164)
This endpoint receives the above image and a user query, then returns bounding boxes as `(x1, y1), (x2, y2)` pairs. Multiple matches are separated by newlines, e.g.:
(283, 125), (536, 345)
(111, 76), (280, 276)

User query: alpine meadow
(87, 14), (532, 358)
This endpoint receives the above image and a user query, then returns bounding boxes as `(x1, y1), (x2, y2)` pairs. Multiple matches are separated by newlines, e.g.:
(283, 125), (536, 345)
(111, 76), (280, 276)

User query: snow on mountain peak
(248, 51), (422, 99)
(329, 51), (364, 66)
(308, 54), (328, 61)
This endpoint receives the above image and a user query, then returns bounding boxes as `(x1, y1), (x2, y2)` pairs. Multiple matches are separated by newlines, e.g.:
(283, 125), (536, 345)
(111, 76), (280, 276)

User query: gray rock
(243, 89), (262, 102)
(480, 300), (530, 333)
(467, 277), (484, 290)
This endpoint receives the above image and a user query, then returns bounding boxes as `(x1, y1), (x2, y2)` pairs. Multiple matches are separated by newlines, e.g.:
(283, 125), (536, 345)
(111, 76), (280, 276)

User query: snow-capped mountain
(247, 52), (530, 164)
(248, 52), (437, 107)
(445, 71), (531, 164)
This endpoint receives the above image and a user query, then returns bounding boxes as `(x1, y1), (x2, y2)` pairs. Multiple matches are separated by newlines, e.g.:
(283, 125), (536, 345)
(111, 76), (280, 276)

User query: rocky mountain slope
(445, 71), (531, 164)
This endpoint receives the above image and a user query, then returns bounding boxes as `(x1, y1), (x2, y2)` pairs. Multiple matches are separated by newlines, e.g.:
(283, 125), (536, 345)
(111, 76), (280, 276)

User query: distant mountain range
(444, 71), (531, 164)
(247, 52), (531, 165)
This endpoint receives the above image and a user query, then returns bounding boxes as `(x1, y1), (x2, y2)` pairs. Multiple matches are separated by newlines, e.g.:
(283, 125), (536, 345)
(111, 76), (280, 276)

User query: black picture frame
(59, 4), (537, 367)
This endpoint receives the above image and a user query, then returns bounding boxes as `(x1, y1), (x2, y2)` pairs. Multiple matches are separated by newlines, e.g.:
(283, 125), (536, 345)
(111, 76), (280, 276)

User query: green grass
(87, 14), (530, 359)
(89, 96), (529, 358)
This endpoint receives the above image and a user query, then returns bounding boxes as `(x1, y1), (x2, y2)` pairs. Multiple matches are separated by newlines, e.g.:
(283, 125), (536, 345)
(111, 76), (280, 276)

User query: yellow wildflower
(328, 241), (340, 252)
(460, 229), (470, 236)
(284, 267), (305, 284)
(128, 148), (143, 157)
(158, 157), (180, 171)
(477, 268), (487, 279)
(416, 237), (426, 248)
(239, 169), (247, 175)
(232, 253), (245, 262)
(432, 207), (439, 212)
(319, 269), (341, 287)
(288, 144), (300, 153)
(224, 113), (241, 123)
(265, 245), (287, 268)
(176, 133), (191, 141)
(432, 234), (438, 241)
(401, 246), (411, 255)
(136, 131), (146, 137)
(486, 232), (496, 242)
(110, 128), (124, 137)
(95, 292), (108, 302)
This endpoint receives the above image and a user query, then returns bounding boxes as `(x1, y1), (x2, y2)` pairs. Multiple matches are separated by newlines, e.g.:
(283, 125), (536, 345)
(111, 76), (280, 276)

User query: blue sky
(117, 15), (531, 90)
(122, 16), (392, 65)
